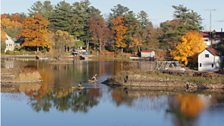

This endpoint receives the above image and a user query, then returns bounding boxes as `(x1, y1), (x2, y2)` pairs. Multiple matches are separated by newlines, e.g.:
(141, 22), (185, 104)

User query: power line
(205, 9), (216, 32)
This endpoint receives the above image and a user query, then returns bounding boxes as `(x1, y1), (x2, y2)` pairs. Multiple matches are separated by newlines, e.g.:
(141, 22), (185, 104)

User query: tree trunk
(121, 48), (123, 53)
(99, 40), (102, 53)
(37, 46), (39, 52)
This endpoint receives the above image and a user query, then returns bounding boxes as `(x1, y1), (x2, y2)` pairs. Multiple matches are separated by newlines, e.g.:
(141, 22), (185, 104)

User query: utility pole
(206, 9), (216, 32)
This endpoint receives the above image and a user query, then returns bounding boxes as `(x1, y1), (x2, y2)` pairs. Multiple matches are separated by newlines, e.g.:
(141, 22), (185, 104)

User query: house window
(205, 54), (209, 58)
(212, 64), (214, 68)
(200, 63), (202, 67)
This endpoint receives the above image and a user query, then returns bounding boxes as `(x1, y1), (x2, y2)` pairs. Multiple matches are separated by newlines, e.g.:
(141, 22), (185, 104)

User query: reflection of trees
(23, 61), (130, 113)
(70, 89), (101, 112)
(111, 88), (134, 106)
(111, 89), (168, 111)
(167, 94), (205, 126)
(29, 88), (102, 113)
(30, 94), (53, 112)
(8, 60), (135, 112)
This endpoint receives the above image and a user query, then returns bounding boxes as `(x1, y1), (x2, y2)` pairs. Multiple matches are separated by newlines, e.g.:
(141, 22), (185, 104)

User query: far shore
(1, 54), (130, 61)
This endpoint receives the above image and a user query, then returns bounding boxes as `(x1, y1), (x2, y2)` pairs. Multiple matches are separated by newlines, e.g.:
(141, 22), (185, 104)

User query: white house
(203, 36), (212, 47)
(201, 31), (224, 47)
(141, 50), (155, 58)
(198, 48), (221, 72)
(4, 34), (15, 52)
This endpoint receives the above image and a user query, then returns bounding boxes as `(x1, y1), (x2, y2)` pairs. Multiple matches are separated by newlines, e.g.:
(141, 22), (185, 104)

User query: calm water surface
(1, 60), (224, 126)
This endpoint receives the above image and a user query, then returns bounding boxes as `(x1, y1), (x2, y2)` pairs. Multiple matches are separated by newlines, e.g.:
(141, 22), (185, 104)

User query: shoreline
(1, 54), (130, 62)
(103, 71), (224, 91)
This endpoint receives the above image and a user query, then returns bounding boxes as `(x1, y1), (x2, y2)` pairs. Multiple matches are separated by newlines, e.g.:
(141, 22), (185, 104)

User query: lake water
(1, 60), (224, 126)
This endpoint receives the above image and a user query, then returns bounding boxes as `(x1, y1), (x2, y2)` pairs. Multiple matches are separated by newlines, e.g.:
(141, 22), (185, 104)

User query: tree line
(1, 0), (204, 60)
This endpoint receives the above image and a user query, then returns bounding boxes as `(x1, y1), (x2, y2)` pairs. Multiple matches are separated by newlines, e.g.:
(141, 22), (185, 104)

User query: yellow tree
(170, 31), (206, 65)
(1, 16), (23, 29)
(17, 15), (52, 51)
(53, 30), (75, 54)
(1, 14), (24, 38)
(112, 16), (128, 52)
(130, 33), (142, 53)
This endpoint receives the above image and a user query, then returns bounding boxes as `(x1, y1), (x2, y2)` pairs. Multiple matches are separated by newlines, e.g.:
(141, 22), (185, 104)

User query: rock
(102, 78), (122, 87)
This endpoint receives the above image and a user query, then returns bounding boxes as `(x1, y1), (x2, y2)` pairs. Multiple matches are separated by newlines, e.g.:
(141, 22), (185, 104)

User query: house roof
(141, 50), (154, 53)
(206, 47), (220, 56)
(200, 32), (209, 37)
(201, 31), (224, 39)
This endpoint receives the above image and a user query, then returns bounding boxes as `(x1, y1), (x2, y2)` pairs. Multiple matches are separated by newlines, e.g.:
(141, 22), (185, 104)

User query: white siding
(214, 56), (221, 68)
(198, 50), (221, 72)
(141, 51), (155, 58)
(203, 37), (211, 46)
(5, 35), (15, 52)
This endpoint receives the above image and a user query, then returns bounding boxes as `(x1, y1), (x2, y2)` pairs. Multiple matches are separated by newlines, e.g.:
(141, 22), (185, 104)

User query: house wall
(214, 56), (221, 68)
(5, 35), (15, 52)
(203, 37), (211, 46)
(198, 50), (221, 72)
(141, 51), (155, 58)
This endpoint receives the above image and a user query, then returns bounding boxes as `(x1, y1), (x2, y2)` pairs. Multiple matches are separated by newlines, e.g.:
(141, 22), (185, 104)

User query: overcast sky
(1, 0), (224, 31)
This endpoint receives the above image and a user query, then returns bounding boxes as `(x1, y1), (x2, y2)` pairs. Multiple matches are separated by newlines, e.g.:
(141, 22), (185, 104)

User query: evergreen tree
(49, 1), (73, 34)
(72, 0), (101, 42)
(160, 5), (203, 49)
(28, 0), (53, 19)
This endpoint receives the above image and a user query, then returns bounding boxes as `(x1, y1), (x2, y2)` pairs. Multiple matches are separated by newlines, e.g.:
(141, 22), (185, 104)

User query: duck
(88, 74), (97, 83)
(72, 82), (84, 90)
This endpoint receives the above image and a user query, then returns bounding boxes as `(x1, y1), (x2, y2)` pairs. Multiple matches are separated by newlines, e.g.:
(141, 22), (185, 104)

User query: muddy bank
(103, 71), (224, 91)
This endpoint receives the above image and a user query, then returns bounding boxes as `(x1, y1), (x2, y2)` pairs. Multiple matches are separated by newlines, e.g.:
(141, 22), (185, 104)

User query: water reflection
(111, 88), (134, 106)
(1, 60), (224, 126)
(28, 88), (102, 113)
(166, 94), (206, 126)
(109, 88), (224, 126)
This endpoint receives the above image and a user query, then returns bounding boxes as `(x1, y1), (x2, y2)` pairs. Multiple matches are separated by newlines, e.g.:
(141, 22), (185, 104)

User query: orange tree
(112, 16), (128, 52)
(1, 13), (24, 38)
(1, 14), (23, 29)
(170, 31), (206, 65)
(17, 15), (52, 51)
(1, 30), (7, 42)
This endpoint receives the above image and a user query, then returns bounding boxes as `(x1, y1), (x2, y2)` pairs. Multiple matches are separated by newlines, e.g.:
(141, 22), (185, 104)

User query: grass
(117, 69), (224, 85)
(3, 50), (46, 55)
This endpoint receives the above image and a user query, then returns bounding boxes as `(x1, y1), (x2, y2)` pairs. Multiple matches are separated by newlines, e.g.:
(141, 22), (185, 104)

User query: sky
(1, 0), (224, 31)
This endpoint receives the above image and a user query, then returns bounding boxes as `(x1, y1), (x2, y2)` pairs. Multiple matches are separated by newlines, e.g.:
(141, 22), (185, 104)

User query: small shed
(141, 50), (155, 58)
(198, 48), (221, 72)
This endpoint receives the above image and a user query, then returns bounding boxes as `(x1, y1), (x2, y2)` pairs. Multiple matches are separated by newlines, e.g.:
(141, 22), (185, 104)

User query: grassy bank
(108, 70), (224, 90)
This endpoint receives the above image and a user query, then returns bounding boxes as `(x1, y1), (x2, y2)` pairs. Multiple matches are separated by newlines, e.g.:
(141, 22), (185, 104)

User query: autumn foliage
(170, 31), (206, 65)
(17, 15), (52, 49)
(1, 14), (23, 29)
(112, 16), (128, 51)
(1, 30), (7, 42)
(88, 15), (111, 51)
(130, 34), (142, 52)
(53, 30), (75, 51)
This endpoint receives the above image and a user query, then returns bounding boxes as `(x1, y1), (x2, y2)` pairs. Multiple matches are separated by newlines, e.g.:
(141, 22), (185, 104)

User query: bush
(1, 42), (6, 53)
(4, 50), (36, 55)
(74, 40), (84, 49)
